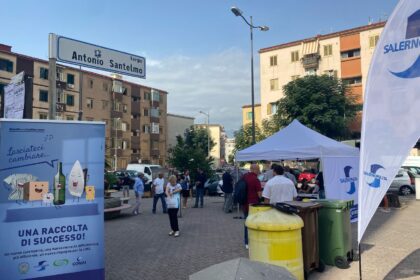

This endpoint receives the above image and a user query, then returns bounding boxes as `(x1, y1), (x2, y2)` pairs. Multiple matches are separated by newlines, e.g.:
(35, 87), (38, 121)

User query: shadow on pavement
(384, 249), (420, 279)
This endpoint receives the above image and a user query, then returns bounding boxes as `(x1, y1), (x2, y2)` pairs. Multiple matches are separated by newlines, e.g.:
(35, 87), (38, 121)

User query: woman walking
(166, 175), (182, 237)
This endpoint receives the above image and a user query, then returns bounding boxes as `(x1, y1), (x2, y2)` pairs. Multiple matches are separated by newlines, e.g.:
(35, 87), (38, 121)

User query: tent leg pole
(359, 242), (362, 280)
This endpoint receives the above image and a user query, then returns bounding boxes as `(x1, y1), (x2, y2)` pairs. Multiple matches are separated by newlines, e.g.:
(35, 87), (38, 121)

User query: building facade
(194, 124), (226, 168)
(224, 138), (236, 164)
(241, 104), (262, 127)
(258, 22), (385, 135)
(166, 113), (195, 151)
(0, 44), (168, 169)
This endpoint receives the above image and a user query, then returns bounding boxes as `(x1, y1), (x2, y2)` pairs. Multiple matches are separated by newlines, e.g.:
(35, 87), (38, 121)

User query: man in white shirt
(152, 173), (167, 214)
(263, 165), (297, 205)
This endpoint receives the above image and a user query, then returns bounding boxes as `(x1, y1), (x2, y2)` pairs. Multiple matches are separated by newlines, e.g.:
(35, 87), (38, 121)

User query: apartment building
(257, 21), (385, 135)
(241, 104), (262, 127)
(0, 44), (168, 168)
(194, 124), (226, 168)
(166, 113), (195, 151)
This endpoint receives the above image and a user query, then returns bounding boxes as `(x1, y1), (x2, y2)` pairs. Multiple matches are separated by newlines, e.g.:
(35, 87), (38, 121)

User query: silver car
(388, 169), (415, 196)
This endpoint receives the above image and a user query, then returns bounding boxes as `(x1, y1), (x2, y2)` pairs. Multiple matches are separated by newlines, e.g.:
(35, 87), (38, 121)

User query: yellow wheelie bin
(246, 205), (304, 280)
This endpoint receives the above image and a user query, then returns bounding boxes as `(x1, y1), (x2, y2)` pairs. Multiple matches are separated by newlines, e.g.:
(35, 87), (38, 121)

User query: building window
(132, 96), (140, 102)
(123, 104), (128, 113)
(270, 55), (277, 66)
(305, 68), (317, 76)
(151, 89), (160, 102)
(144, 92), (151, 100)
(89, 79), (94, 88)
(67, 74), (75, 85)
(102, 100), (108, 109)
(143, 125), (150, 133)
(291, 75), (300, 81)
(87, 98), (93, 109)
(247, 112), (252, 120)
(66, 94), (74, 106)
(66, 115), (74, 120)
(150, 108), (159, 118)
(151, 123), (160, 134)
(113, 118), (122, 130)
(323, 44), (333, 56)
(113, 102), (121, 112)
(103, 82), (109, 92)
(121, 122), (129, 132)
(152, 141), (159, 150)
(0, 58), (13, 72)
(343, 76), (362, 85)
(291, 51), (299, 62)
(40, 67), (49, 80)
(123, 140), (129, 150)
(270, 103), (278, 115)
(341, 49), (360, 59)
(270, 79), (279, 91)
(144, 109), (149, 116)
(369, 35), (379, 48)
(39, 112), (48, 119)
(39, 90), (48, 102)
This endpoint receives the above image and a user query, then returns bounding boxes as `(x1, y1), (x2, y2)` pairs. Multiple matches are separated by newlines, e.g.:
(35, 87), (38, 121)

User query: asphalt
(105, 192), (420, 280)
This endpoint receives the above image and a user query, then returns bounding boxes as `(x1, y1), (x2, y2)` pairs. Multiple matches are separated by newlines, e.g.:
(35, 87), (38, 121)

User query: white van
(126, 164), (162, 185)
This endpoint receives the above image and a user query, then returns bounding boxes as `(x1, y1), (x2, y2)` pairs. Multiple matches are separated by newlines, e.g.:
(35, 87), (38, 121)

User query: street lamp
(114, 117), (120, 171)
(199, 111), (210, 157)
(231, 6), (269, 144)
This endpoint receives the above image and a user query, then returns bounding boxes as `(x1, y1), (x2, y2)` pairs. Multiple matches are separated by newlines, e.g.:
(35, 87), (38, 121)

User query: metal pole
(48, 58), (57, 120)
(359, 242), (362, 280)
(207, 112), (210, 157)
(250, 16), (256, 145)
(114, 119), (118, 171)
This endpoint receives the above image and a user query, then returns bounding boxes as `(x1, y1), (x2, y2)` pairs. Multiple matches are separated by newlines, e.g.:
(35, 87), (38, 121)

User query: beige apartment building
(194, 124), (226, 168)
(167, 113), (195, 151)
(0, 44), (168, 169)
(241, 104), (262, 127)
(255, 21), (385, 135)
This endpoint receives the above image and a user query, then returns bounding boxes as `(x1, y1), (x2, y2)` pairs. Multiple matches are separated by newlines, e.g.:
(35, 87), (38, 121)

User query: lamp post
(231, 6), (269, 144)
(199, 111), (210, 157)
(114, 117), (120, 171)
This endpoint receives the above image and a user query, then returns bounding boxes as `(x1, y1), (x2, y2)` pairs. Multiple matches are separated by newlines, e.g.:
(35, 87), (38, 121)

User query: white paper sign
(4, 83), (25, 119)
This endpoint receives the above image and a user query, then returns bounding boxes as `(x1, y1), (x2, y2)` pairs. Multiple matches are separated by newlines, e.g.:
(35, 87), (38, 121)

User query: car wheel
(400, 185), (412, 196)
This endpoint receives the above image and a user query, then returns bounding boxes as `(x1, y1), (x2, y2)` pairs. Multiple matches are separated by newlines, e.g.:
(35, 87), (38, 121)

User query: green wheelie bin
(315, 199), (354, 269)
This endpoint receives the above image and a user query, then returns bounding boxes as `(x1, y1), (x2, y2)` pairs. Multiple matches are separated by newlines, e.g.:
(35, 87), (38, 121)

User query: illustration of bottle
(53, 161), (66, 205)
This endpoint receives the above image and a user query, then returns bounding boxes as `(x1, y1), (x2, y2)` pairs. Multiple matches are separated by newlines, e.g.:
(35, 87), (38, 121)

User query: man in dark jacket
(193, 168), (207, 208)
(222, 170), (233, 213)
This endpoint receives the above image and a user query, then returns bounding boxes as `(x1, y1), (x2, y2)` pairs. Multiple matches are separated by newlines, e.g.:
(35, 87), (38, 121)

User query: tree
(168, 127), (215, 181)
(272, 75), (357, 140)
(233, 123), (264, 153)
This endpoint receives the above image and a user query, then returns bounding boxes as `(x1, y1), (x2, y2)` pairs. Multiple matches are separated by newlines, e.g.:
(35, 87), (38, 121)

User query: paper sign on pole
(4, 72), (25, 119)
(358, 0), (420, 242)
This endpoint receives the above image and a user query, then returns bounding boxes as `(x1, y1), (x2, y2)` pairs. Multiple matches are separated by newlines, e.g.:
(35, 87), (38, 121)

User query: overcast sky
(2, 0), (398, 136)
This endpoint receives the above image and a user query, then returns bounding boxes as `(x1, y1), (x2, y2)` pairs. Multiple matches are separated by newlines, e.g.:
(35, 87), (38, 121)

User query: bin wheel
(316, 260), (326, 272)
(335, 256), (350, 269)
(351, 249), (359, 261)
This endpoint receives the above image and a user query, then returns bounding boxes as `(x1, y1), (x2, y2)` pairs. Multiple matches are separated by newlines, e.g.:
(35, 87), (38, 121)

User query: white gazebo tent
(235, 120), (360, 220)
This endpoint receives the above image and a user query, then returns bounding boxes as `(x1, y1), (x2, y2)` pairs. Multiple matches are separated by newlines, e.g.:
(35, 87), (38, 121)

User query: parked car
(109, 170), (137, 190)
(402, 166), (420, 176)
(298, 170), (317, 183)
(204, 174), (224, 196)
(389, 169), (416, 196)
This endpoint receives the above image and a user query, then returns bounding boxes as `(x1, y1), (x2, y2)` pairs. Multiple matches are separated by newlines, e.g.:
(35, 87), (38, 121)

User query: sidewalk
(105, 192), (420, 280)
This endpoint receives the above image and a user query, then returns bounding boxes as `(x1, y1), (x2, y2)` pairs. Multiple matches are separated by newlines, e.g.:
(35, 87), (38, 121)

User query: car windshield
(150, 166), (162, 173)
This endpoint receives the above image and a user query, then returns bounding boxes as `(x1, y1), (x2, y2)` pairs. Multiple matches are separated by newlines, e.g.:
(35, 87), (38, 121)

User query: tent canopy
(236, 119), (359, 161)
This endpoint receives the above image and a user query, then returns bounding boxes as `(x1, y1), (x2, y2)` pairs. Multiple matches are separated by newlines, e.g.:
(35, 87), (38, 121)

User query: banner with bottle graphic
(0, 119), (105, 279)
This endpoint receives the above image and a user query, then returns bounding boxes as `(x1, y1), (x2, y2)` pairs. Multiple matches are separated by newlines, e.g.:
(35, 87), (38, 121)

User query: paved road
(105, 194), (247, 280)
(105, 193), (420, 280)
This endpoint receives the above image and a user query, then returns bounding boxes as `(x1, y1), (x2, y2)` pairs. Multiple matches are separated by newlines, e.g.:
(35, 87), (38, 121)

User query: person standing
(180, 174), (190, 209)
(132, 173), (145, 215)
(243, 164), (262, 249)
(121, 172), (132, 198)
(263, 165), (297, 204)
(284, 166), (297, 186)
(152, 173), (167, 214)
(222, 169), (234, 213)
(193, 168), (207, 208)
(166, 175), (182, 237)
(263, 163), (276, 182)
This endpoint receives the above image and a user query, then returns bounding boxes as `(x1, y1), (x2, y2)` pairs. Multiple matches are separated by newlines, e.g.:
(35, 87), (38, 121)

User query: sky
(2, 0), (398, 136)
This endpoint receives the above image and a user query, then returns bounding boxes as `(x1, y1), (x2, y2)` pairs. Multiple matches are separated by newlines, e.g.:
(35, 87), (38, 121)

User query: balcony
(131, 120), (140, 131)
(150, 150), (159, 157)
(131, 101), (141, 114)
(301, 54), (320, 69)
(150, 134), (159, 141)
(111, 111), (123, 119)
(131, 136), (140, 148)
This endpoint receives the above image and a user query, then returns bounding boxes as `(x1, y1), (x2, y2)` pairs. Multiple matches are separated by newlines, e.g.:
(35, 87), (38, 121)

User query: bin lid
(245, 208), (303, 231)
(284, 201), (322, 211)
(314, 199), (353, 210)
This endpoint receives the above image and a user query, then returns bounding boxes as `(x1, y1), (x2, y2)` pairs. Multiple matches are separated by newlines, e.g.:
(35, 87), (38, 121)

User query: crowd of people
(116, 163), (325, 242)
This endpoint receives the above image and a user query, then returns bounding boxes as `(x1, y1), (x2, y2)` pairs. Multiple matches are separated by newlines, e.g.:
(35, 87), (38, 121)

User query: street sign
(50, 34), (146, 79)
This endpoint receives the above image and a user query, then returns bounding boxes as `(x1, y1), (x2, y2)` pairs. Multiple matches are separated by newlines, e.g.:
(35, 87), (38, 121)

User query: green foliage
(168, 127), (215, 181)
(104, 172), (118, 190)
(273, 75), (357, 140)
(233, 123), (264, 153)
